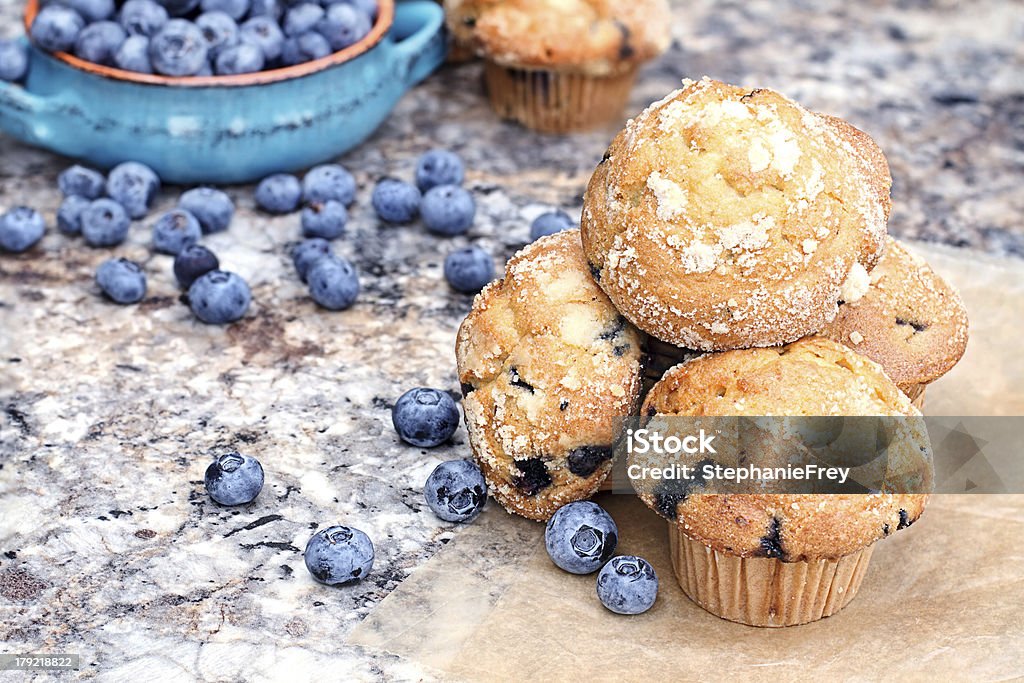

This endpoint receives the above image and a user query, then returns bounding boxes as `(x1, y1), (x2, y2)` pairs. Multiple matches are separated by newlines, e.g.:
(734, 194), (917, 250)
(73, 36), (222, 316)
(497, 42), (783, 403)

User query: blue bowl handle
(0, 40), (70, 148)
(390, 0), (447, 87)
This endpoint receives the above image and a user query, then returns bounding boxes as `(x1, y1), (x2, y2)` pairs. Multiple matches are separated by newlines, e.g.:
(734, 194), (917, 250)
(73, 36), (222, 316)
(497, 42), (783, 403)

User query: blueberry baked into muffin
(634, 337), (930, 627)
(456, 230), (645, 520)
(581, 77), (892, 351)
(443, 0), (672, 132)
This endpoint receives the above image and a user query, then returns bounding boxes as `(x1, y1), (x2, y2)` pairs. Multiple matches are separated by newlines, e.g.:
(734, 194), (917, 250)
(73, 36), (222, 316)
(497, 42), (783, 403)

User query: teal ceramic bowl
(0, 0), (445, 184)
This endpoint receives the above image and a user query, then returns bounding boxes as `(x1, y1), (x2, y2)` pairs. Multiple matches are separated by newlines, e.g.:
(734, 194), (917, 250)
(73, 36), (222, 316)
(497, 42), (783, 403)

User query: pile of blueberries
(20, 0), (377, 77)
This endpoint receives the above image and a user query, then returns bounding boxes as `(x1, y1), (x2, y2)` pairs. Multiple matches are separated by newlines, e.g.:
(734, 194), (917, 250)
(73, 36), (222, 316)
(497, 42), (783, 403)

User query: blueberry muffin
(820, 237), (969, 407)
(444, 0), (672, 133)
(456, 230), (645, 520)
(634, 337), (929, 627)
(581, 78), (892, 351)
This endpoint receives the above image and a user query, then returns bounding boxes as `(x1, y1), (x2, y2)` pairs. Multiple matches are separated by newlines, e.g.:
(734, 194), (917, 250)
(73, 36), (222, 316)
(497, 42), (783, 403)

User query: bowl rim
(22, 0), (395, 88)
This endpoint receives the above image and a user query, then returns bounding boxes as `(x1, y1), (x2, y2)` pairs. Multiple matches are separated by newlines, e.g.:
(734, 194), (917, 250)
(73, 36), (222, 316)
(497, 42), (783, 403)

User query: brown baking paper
(348, 244), (1024, 680)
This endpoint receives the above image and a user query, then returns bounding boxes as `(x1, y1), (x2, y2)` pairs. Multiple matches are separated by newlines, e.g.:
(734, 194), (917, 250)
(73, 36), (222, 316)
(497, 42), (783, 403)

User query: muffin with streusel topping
(444, 0), (672, 133)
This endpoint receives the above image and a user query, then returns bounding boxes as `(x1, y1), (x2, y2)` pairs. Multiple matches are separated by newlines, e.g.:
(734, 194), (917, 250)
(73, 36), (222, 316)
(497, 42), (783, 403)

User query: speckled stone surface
(1, 0), (1022, 680)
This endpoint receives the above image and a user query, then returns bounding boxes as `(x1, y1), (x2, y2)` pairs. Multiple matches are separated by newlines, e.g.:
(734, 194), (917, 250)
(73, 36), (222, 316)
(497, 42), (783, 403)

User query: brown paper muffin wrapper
(905, 383), (927, 410)
(482, 61), (638, 133)
(668, 524), (875, 627)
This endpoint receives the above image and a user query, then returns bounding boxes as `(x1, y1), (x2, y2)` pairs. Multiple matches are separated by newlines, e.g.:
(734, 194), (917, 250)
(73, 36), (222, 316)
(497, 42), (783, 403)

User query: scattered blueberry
(530, 210), (574, 241)
(304, 526), (374, 585)
(215, 40), (264, 74)
(392, 387), (459, 448)
(415, 149), (464, 192)
(301, 200), (347, 239)
(204, 452), (264, 505)
(31, 6), (86, 53)
(173, 244), (220, 288)
(149, 18), (208, 76)
(444, 245), (494, 294)
(424, 460), (487, 523)
(57, 195), (91, 235)
(0, 207), (45, 253)
(179, 187), (234, 234)
(283, 3), (324, 37)
(188, 269), (251, 324)
(421, 185), (475, 236)
(280, 30), (330, 65)
(106, 161), (160, 219)
(302, 164), (356, 206)
(118, 0), (168, 36)
(544, 501), (618, 574)
(196, 11), (240, 56)
(95, 257), (146, 304)
(315, 3), (370, 51)
(58, 164), (106, 199)
(152, 208), (202, 254)
(307, 255), (359, 310)
(291, 237), (332, 282)
(114, 34), (153, 72)
(371, 178), (420, 223)
(239, 15), (284, 61)
(156, 0), (201, 18)
(74, 20), (127, 66)
(596, 556), (658, 615)
(200, 0), (250, 21)
(255, 173), (301, 214)
(81, 198), (131, 247)
(64, 0), (115, 23)
(0, 40), (29, 83)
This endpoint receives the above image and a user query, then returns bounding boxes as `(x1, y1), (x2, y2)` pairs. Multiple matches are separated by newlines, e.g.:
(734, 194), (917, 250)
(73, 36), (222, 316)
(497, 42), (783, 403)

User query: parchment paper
(348, 243), (1024, 681)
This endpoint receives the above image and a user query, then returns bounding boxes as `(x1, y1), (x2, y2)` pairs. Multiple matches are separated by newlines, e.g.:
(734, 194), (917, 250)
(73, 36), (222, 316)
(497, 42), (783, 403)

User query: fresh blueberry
(315, 3), (370, 51)
(63, 0), (115, 23)
(371, 178), (420, 223)
(95, 257), (146, 304)
(304, 526), (374, 585)
(31, 6), (86, 53)
(106, 161), (160, 219)
(215, 40), (264, 74)
(114, 35), (153, 72)
(173, 244), (220, 288)
(248, 0), (282, 21)
(415, 149), (464, 192)
(152, 208), (201, 254)
(283, 3), (324, 36)
(0, 40), (29, 82)
(530, 210), (574, 241)
(254, 173), (302, 214)
(307, 255), (359, 310)
(200, 0), (250, 21)
(195, 60), (213, 76)
(544, 501), (618, 574)
(57, 195), (91, 235)
(239, 16), (284, 61)
(195, 11), (239, 57)
(596, 556), (658, 615)
(149, 19), (208, 76)
(421, 185), (475, 236)
(339, 0), (377, 20)
(0, 207), (45, 253)
(280, 31), (330, 65)
(291, 237), (332, 282)
(204, 452), (264, 505)
(188, 270), (251, 324)
(392, 387), (459, 448)
(58, 164), (106, 199)
(118, 0), (168, 36)
(424, 460), (487, 523)
(74, 21), (127, 66)
(81, 198), (131, 247)
(302, 163), (356, 205)
(155, 0), (201, 17)
(179, 187), (234, 234)
(444, 245), (493, 294)
(301, 200), (347, 239)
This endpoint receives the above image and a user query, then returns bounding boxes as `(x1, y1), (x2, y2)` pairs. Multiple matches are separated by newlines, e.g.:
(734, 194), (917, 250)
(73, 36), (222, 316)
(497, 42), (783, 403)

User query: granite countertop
(1, 0), (1021, 680)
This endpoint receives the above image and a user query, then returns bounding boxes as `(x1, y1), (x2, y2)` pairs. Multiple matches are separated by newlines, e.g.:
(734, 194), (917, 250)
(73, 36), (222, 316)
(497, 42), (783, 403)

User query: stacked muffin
(456, 77), (968, 626)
